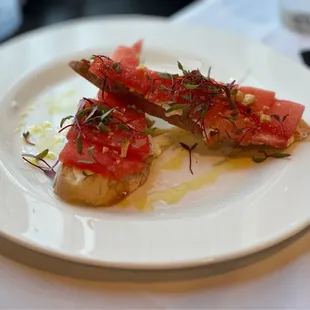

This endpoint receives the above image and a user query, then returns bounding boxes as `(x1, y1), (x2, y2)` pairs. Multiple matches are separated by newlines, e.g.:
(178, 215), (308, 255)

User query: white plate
(1, 16), (310, 269)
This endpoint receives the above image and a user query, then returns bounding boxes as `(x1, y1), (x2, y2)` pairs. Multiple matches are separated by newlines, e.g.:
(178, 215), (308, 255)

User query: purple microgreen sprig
(179, 142), (198, 175)
(59, 97), (153, 154)
(58, 98), (116, 153)
(22, 131), (35, 146)
(22, 149), (59, 179)
(153, 61), (240, 137)
(271, 113), (290, 135)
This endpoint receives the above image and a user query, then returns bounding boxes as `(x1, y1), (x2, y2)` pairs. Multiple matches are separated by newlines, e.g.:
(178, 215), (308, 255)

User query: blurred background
(2, 0), (310, 66)
(0, 0), (195, 42)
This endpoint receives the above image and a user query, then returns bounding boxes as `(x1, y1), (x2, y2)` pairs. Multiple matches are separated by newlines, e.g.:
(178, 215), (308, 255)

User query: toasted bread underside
(53, 158), (152, 207)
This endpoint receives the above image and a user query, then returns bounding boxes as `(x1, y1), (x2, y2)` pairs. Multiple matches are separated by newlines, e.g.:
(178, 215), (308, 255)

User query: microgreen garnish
(22, 131), (35, 146)
(118, 123), (131, 131)
(22, 149), (58, 179)
(166, 104), (186, 113)
(158, 72), (179, 80)
(101, 108), (114, 121)
(77, 135), (82, 154)
(158, 72), (171, 79)
(230, 88), (238, 97)
(270, 114), (280, 122)
(282, 114), (289, 123)
(152, 62), (240, 135)
(60, 115), (74, 128)
(207, 67), (212, 79)
(22, 149), (49, 161)
(271, 113), (289, 124)
(270, 113), (290, 134)
(112, 62), (121, 73)
(181, 94), (191, 101)
(183, 83), (199, 90)
(177, 61), (184, 71)
(58, 98), (135, 154)
(177, 61), (189, 75)
(272, 152), (291, 158)
(141, 127), (157, 135)
(159, 85), (172, 92)
(252, 150), (291, 163)
(36, 149), (49, 160)
(98, 122), (109, 132)
(85, 105), (99, 122)
(179, 142), (198, 175)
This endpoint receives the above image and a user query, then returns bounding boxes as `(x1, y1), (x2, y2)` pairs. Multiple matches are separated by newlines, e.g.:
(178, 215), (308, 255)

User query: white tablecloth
(2, 1), (310, 309)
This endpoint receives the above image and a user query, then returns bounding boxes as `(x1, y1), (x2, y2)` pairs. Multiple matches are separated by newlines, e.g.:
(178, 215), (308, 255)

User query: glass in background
(280, 0), (310, 35)
(277, 0), (310, 65)
(260, 0), (310, 65)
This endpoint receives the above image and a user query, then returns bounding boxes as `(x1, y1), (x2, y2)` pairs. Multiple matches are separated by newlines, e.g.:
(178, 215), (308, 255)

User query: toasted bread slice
(69, 60), (310, 144)
(53, 157), (152, 207)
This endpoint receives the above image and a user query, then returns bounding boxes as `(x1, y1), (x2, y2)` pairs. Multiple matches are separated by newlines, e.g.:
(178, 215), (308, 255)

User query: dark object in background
(300, 50), (310, 67)
(12, 0), (194, 40)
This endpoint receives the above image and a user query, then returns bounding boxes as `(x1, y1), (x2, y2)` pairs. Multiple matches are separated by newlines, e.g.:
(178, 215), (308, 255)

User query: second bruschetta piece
(53, 93), (154, 206)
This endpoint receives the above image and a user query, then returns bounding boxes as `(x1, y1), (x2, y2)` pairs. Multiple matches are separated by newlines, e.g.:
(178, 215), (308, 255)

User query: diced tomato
(112, 40), (143, 68)
(59, 139), (146, 180)
(61, 87), (151, 180)
(250, 99), (305, 147)
(66, 126), (150, 161)
(101, 92), (147, 131)
(270, 100), (304, 138)
(238, 86), (275, 112)
(60, 94), (151, 179)
(91, 57), (167, 96)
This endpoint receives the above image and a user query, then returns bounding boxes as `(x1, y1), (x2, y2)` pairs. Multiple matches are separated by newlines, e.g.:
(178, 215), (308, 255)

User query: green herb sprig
(252, 150), (291, 163)
(22, 149), (59, 179)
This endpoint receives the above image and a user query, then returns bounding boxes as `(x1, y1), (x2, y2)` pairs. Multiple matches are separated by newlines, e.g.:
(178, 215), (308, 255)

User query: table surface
(2, 0), (310, 309)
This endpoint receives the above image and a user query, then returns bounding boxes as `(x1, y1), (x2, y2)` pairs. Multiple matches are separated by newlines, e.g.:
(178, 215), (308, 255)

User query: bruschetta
(69, 54), (310, 149)
(53, 92), (154, 206)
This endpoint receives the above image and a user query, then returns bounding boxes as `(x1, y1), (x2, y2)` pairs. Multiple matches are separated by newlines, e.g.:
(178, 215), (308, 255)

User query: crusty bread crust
(294, 119), (310, 141)
(53, 158), (151, 207)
